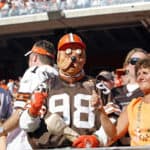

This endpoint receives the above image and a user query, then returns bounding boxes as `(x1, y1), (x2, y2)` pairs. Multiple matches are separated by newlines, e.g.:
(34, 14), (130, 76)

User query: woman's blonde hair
(123, 48), (148, 67)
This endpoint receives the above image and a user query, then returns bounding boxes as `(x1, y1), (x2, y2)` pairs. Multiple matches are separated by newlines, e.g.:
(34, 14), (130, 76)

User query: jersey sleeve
(14, 66), (58, 109)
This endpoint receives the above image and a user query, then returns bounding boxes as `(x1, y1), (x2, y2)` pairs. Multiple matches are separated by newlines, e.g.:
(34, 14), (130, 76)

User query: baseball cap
(96, 71), (114, 81)
(24, 40), (55, 59)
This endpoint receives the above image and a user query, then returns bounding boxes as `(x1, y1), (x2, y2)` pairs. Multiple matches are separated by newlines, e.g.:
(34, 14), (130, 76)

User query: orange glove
(29, 92), (47, 117)
(72, 135), (100, 148)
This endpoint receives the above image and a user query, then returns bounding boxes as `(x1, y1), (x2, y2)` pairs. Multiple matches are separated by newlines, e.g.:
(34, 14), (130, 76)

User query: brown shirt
(28, 76), (101, 148)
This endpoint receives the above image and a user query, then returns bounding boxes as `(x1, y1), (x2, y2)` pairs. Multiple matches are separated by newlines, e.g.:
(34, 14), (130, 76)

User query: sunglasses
(128, 57), (140, 65)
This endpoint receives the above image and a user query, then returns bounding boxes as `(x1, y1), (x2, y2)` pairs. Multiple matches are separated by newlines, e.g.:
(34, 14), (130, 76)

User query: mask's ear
(57, 51), (60, 64)
(57, 51), (62, 69)
(82, 50), (86, 65)
(57, 51), (72, 70)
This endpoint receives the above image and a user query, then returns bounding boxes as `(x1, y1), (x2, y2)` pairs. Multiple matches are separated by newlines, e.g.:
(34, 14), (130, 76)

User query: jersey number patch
(48, 93), (95, 129)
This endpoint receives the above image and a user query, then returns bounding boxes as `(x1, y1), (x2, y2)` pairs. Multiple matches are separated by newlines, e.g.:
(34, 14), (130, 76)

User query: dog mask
(57, 45), (86, 83)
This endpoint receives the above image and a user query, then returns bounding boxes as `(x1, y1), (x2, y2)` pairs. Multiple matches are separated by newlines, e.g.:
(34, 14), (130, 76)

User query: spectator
(114, 68), (127, 87)
(0, 87), (13, 150)
(19, 33), (116, 149)
(0, 80), (8, 91)
(0, 40), (58, 150)
(94, 70), (121, 146)
(92, 48), (148, 146)
(0, 0), (6, 9)
(111, 48), (148, 146)
(95, 70), (115, 105)
(7, 79), (15, 97)
(114, 48), (148, 110)
(109, 57), (150, 146)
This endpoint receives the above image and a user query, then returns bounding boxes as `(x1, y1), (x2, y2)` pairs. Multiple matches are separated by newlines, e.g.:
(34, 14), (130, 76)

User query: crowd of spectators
(0, 0), (150, 18)
(0, 79), (20, 99)
(0, 42), (149, 149)
(0, 0), (150, 149)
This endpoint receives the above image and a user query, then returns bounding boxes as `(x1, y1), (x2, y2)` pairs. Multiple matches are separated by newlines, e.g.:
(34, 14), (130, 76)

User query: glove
(72, 135), (100, 148)
(45, 113), (66, 136)
(29, 92), (47, 117)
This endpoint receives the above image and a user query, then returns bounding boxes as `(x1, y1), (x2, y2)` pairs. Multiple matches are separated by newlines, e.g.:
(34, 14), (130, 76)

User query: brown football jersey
(28, 76), (101, 148)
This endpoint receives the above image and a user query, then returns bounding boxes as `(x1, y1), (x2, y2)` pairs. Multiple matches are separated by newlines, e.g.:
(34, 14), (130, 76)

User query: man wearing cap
(19, 33), (116, 149)
(96, 70), (115, 105)
(0, 40), (58, 149)
(94, 70), (121, 146)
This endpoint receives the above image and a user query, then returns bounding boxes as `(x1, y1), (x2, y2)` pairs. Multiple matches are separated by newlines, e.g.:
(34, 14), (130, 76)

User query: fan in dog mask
(19, 33), (116, 149)
(57, 33), (86, 83)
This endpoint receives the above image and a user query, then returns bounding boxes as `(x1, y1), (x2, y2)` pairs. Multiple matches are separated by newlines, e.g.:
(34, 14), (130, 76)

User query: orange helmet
(58, 33), (86, 50)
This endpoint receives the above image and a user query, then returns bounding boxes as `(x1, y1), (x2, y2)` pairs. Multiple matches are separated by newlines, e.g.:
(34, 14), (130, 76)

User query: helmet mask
(57, 45), (86, 76)
(57, 33), (86, 77)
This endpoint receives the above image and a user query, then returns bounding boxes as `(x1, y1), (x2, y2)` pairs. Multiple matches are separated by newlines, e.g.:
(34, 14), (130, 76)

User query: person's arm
(0, 121), (7, 150)
(72, 107), (116, 148)
(19, 90), (48, 132)
(0, 135), (7, 150)
(107, 107), (129, 146)
(94, 101), (121, 146)
(98, 107), (116, 139)
(73, 90), (116, 148)
(90, 90), (116, 139)
(0, 109), (22, 136)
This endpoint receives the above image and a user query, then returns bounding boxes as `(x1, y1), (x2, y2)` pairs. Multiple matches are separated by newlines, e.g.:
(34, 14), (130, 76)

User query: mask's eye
(65, 48), (72, 55)
(76, 49), (82, 55)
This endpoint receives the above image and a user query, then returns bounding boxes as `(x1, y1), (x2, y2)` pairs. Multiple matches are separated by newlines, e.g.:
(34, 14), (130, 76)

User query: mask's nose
(71, 56), (76, 62)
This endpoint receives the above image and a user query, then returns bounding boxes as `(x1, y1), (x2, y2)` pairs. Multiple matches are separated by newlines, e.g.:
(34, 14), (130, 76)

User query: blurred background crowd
(0, 0), (150, 18)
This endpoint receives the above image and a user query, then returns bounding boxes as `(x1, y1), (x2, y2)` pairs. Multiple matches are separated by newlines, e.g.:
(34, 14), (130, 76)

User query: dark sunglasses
(128, 57), (140, 65)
